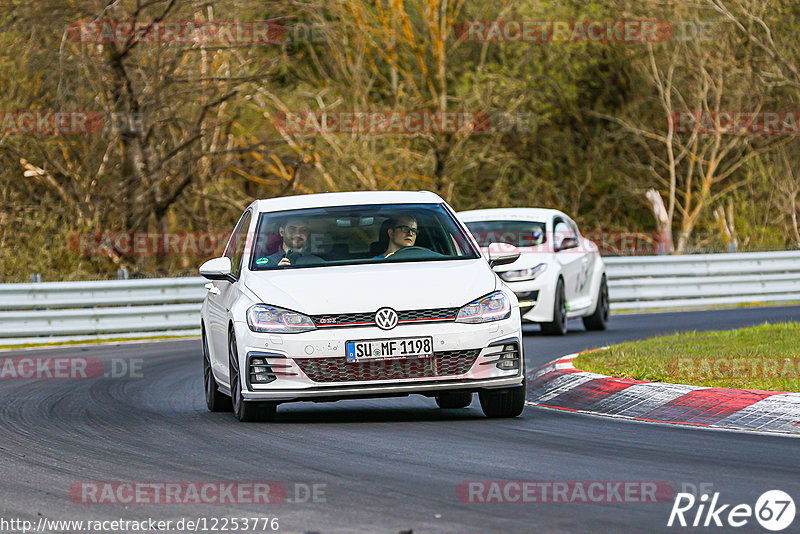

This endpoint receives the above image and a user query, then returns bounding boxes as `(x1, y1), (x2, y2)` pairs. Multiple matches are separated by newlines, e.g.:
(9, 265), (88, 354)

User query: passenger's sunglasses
(392, 225), (418, 236)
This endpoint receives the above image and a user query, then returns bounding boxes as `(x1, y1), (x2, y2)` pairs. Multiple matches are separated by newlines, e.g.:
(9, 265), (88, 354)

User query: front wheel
(540, 278), (567, 335)
(203, 327), (231, 412)
(479, 380), (526, 418)
(582, 274), (609, 331)
(229, 328), (277, 422)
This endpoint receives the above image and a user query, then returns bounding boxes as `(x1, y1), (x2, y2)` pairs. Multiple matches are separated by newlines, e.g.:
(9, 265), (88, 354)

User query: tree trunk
(645, 188), (674, 254)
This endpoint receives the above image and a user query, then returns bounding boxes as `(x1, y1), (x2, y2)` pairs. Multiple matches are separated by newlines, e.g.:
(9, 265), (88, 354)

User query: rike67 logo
(668, 490), (796, 531)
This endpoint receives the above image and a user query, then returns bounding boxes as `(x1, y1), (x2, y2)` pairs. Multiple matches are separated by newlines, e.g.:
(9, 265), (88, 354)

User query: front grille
(312, 312), (374, 327)
(295, 349), (479, 383)
(311, 307), (459, 328)
(398, 308), (459, 322)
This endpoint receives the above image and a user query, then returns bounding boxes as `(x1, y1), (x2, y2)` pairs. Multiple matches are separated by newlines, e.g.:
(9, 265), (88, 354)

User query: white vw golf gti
(200, 191), (526, 422)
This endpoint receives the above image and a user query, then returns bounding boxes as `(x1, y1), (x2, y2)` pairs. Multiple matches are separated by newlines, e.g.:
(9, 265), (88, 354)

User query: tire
(203, 326), (232, 412)
(229, 328), (277, 422)
(435, 391), (473, 409)
(582, 274), (609, 331)
(540, 277), (567, 335)
(479, 379), (526, 418)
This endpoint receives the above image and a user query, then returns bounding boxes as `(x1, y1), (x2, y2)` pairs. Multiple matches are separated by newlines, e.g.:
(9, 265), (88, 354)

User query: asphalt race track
(2, 306), (800, 533)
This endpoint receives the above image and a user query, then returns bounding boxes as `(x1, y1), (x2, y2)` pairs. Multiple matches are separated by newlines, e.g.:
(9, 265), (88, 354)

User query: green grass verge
(574, 322), (800, 392)
(0, 334), (198, 351)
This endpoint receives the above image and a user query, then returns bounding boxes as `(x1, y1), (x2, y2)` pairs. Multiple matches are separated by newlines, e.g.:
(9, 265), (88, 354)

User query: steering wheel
(391, 246), (427, 255)
(387, 246), (441, 260)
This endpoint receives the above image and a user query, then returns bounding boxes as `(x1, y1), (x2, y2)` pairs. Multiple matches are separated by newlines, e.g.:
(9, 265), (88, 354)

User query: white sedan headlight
(247, 304), (316, 333)
(456, 291), (511, 323)
(498, 262), (547, 282)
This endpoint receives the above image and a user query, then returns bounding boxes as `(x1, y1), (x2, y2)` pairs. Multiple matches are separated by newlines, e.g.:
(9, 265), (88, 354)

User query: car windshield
(464, 220), (547, 247)
(249, 203), (480, 270)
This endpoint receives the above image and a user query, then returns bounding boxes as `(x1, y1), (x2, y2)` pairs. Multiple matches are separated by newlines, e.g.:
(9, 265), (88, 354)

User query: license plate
(346, 336), (433, 361)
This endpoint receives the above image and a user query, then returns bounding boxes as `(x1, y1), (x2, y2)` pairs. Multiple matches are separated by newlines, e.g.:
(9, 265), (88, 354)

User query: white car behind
(458, 208), (608, 335)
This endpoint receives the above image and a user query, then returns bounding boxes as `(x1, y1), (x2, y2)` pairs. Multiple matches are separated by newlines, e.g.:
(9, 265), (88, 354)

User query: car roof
(457, 208), (569, 223)
(253, 190), (444, 212)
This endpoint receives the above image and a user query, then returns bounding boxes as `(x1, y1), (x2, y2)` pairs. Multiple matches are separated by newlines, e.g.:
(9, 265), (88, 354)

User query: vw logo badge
(375, 307), (399, 330)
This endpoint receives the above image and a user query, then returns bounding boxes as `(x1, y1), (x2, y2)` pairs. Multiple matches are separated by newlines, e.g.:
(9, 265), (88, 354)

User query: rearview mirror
(336, 216), (374, 227)
(487, 242), (520, 268)
(199, 257), (234, 282)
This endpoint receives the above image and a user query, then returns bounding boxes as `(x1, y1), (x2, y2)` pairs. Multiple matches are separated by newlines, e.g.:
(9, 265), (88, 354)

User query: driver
(262, 216), (323, 267)
(380, 215), (418, 258)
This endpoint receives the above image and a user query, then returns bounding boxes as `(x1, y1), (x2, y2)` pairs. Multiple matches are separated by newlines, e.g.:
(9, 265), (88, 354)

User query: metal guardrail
(1, 251), (798, 345)
(605, 251), (800, 310)
(0, 278), (206, 346)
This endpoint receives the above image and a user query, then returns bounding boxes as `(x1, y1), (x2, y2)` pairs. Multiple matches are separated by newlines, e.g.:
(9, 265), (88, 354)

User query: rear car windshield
(250, 203), (480, 270)
(464, 220), (547, 247)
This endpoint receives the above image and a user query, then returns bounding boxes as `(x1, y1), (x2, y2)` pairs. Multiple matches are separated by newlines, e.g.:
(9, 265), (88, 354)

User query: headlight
(246, 304), (316, 333)
(456, 291), (511, 323)
(498, 263), (547, 282)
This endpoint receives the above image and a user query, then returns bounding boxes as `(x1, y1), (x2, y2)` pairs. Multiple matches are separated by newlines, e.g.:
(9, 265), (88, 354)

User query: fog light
(497, 359), (519, 370)
(247, 352), (277, 385)
(493, 342), (520, 371)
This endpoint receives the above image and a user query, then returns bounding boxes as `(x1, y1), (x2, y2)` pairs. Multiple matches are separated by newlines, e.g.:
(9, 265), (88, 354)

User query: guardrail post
(30, 273), (41, 283)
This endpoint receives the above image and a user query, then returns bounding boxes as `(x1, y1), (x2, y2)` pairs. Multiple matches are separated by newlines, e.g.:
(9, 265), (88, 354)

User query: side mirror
(487, 242), (520, 268)
(556, 236), (579, 252)
(199, 257), (234, 282)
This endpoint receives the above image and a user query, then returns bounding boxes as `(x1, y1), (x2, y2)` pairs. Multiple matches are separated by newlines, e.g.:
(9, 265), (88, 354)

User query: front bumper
(232, 315), (524, 402)
(240, 375), (524, 402)
(503, 273), (558, 323)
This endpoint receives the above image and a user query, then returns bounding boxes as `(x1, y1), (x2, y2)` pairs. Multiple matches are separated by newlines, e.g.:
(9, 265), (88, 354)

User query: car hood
(243, 259), (497, 314)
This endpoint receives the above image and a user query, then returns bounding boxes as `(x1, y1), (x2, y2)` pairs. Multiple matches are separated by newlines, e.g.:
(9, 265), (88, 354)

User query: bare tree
(600, 19), (789, 252)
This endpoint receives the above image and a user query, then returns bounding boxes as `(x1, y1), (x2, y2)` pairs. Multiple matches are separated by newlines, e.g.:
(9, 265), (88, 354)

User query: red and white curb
(526, 351), (800, 436)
